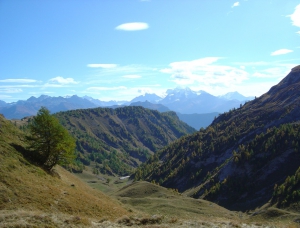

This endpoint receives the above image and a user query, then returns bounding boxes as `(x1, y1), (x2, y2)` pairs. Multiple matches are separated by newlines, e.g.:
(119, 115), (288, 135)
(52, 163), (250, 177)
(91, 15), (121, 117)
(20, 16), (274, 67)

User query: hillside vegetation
(2, 113), (289, 227)
(53, 106), (195, 175)
(135, 66), (300, 211)
(0, 114), (130, 227)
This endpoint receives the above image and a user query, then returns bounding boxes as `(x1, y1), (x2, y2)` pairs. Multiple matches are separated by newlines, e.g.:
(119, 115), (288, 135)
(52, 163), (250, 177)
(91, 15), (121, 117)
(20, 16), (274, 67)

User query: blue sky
(0, 0), (299, 102)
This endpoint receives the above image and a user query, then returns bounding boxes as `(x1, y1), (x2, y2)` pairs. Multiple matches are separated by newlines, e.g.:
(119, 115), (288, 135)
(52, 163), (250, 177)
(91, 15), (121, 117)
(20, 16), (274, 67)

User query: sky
(0, 0), (300, 103)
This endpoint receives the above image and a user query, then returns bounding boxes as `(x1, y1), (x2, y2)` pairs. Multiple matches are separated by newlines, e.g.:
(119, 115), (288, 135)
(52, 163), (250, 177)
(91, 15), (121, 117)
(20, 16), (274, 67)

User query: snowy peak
(130, 93), (162, 104)
(219, 91), (254, 101)
(166, 87), (193, 95)
(165, 87), (197, 100)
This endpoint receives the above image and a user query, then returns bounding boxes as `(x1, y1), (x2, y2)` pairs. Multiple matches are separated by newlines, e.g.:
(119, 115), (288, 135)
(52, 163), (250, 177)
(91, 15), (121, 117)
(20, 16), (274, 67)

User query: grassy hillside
(1, 114), (299, 227)
(134, 66), (300, 211)
(112, 181), (300, 227)
(0, 114), (130, 227)
(54, 106), (195, 176)
(112, 181), (239, 220)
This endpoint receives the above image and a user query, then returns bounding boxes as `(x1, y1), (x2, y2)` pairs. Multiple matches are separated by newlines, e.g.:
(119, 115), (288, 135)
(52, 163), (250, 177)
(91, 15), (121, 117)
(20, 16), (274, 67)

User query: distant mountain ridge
(129, 93), (162, 104)
(83, 95), (126, 106)
(0, 88), (252, 119)
(0, 95), (98, 119)
(219, 91), (254, 101)
(130, 101), (171, 113)
(135, 65), (300, 211)
(129, 101), (218, 130)
(158, 88), (246, 114)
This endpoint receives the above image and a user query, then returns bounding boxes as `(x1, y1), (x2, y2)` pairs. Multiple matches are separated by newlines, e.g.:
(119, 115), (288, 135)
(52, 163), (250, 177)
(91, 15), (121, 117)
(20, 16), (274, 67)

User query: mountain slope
(54, 106), (195, 175)
(0, 114), (129, 226)
(135, 65), (300, 211)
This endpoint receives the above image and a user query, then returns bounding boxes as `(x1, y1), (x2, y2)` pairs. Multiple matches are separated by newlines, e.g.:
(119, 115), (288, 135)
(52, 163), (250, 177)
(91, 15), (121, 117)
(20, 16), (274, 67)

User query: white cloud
(87, 64), (118, 68)
(115, 22), (149, 31)
(232, 2), (240, 8)
(87, 64), (155, 84)
(189, 81), (273, 98)
(0, 79), (37, 83)
(252, 65), (293, 79)
(161, 57), (248, 87)
(271, 49), (293, 56)
(49, 77), (78, 85)
(44, 77), (78, 88)
(289, 4), (300, 27)
(122, 74), (142, 79)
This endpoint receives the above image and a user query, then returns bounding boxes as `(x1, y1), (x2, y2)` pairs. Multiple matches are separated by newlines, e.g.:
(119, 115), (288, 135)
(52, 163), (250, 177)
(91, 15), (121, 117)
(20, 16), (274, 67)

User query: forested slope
(135, 66), (300, 211)
(54, 106), (195, 175)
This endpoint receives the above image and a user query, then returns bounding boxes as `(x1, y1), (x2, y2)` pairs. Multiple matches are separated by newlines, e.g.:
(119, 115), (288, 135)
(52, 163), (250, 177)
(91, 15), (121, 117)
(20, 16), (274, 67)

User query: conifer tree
(27, 107), (75, 170)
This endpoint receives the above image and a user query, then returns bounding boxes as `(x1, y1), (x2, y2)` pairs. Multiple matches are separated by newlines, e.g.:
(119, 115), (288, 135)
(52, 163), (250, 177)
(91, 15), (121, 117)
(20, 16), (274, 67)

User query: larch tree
(27, 107), (75, 171)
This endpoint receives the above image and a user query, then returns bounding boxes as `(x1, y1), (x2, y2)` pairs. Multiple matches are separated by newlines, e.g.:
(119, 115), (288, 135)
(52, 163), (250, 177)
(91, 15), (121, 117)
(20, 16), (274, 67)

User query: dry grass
(0, 115), (130, 227)
(0, 159), (130, 220)
(0, 210), (92, 228)
(112, 181), (239, 220)
(111, 181), (300, 228)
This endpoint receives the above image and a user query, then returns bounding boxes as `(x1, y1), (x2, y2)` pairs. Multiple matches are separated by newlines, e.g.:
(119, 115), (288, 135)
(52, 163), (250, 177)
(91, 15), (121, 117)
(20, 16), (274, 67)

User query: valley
(1, 66), (300, 227)
(1, 0), (300, 226)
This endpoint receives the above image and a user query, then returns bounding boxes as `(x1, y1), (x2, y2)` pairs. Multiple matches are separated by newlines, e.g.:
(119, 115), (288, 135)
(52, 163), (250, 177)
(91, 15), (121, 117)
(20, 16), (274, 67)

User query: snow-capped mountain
(219, 91), (254, 101)
(161, 87), (198, 104)
(159, 87), (247, 114)
(129, 93), (162, 104)
(0, 87), (253, 119)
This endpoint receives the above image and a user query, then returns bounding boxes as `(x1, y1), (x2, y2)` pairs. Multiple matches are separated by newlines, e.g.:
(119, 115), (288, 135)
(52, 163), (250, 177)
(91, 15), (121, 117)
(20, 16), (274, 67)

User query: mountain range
(134, 65), (300, 211)
(158, 88), (253, 114)
(0, 89), (252, 130)
(0, 89), (252, 119)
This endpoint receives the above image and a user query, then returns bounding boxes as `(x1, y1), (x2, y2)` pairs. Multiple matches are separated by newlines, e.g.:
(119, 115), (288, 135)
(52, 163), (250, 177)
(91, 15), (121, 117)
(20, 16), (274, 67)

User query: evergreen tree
(27, 107), (75, 170)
